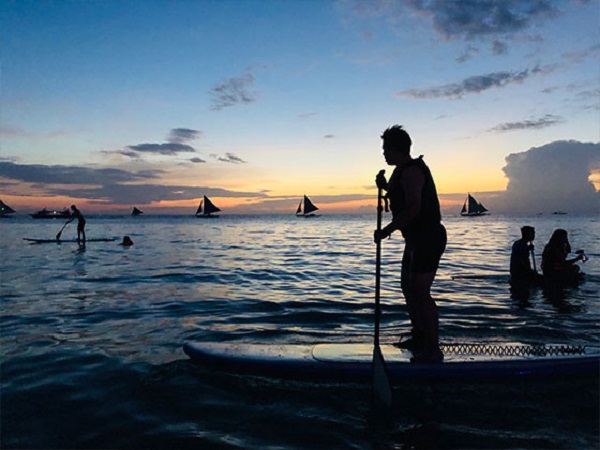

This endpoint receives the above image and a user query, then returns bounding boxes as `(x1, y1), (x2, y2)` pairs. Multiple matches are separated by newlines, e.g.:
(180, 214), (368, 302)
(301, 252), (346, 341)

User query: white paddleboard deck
(184, 342), (600, 380)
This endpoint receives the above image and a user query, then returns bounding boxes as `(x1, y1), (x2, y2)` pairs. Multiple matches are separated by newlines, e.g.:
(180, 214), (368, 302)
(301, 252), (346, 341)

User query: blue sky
(1, 0), (599, 214)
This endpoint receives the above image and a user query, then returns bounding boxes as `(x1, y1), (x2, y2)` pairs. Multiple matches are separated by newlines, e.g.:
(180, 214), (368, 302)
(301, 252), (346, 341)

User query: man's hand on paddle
(374, 228), (389, 243)
(375, 171), (388, 191)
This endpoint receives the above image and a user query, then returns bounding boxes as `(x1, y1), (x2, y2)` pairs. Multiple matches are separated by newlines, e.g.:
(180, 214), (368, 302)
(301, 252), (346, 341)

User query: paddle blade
(372, 345), (393, 408)
(56, 222), (67, 240)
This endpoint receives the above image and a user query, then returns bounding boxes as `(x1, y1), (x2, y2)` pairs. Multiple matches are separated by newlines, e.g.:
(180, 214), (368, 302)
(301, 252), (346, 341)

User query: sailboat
(131, 206), (143, 216)
(460, 193), (489, 216)
(295, 195), (320, 218)
(196, 196), (221, 218)
(0, 200), (16, 217)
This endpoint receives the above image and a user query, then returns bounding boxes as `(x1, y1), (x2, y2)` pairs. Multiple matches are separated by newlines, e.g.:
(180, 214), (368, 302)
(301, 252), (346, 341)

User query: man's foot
(410, 348), (444, 364)
(394, 337), (419, 352)
(394, 330), (423, 353)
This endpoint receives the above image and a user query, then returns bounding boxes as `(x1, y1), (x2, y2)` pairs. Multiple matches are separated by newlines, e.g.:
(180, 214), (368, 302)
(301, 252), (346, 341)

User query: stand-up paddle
(372, 170), (392, 408)
(55, 220), (70, 240)
(530, 244), (537, 272)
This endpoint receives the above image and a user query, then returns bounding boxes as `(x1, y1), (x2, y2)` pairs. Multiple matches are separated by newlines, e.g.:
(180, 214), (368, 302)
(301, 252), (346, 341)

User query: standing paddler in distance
(374, 125), (447, 363)
(66, 205), (86, 244)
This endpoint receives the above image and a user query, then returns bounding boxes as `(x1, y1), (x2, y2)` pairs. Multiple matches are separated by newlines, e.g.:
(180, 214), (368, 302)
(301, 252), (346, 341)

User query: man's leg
(410, 271), (442, 360)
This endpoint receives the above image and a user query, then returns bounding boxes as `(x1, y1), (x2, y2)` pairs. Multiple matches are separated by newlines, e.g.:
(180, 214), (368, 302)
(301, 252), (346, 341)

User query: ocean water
(1, 213), (598, 449)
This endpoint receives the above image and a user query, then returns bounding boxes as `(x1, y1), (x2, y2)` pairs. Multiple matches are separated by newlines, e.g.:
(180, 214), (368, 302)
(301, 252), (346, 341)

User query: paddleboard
(183, 342), (600, 381)
(23, 238), (117, 243)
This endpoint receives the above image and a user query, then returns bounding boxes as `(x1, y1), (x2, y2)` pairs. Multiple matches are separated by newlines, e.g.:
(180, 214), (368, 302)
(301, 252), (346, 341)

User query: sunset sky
(1, 0), (599, 215)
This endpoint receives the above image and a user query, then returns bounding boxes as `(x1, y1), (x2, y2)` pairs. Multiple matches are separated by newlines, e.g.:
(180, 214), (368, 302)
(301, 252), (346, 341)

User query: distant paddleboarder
(66, 205), (86, 243)
(374, 125), (447, 363)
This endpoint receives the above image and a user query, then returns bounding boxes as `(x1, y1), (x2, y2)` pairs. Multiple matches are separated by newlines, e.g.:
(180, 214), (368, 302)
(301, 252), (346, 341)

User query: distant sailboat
(460, 194), (488, 216)
(0, 200), (16, 217)
(196, 196), (221, 218)
(131, 207), (143, 216)
(296, 195), (320, 218)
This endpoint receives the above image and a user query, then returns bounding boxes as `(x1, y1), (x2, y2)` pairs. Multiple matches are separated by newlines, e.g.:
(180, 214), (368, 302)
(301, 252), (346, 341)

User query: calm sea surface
(1, 213), (599, 449)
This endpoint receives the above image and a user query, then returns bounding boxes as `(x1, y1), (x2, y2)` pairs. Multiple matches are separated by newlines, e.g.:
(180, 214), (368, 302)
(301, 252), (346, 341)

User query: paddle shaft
(371, 170), (393, 408)
(374, 171), (384, 347)
(530, 244), (536, 272)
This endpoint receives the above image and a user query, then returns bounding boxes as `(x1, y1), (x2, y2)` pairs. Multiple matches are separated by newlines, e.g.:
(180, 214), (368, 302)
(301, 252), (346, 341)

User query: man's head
(381, 125), (412, 166)
(521, 225), (535, 241)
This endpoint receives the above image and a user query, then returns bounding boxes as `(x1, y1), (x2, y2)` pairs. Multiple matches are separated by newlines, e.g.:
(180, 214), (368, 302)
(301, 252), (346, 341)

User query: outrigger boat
(30, 207), (71, 219)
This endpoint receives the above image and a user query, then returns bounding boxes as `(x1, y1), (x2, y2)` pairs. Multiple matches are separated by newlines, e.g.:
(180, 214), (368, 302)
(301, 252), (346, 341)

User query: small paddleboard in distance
(183, 342), (600, 381)
(23, 238), (117, 243)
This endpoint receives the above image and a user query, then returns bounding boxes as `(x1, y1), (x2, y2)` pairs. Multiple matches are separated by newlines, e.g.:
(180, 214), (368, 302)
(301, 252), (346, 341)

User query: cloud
(499, 140), (600, 214)
(126, 143), (196, 155)
(323, 134), (336, 139)
(189, 157), (206, 163)
(397, 67), (541, 99)
(403, 0), (560, 40)
(0, 161), (159, 185)
(338, 1), (591, 61)
(167, 128), (202, 144)
(211, 153), (247, 164)
(70, 184), (263, 205)
(456, 45), (480, 63)
(209, 72), (257, 111)
(298, 112), (317, 120)
(0, 161), (265, 205)
(492, 40), (509, 55)
(114, 127), (202, 159)
(489, 114), (564, 132)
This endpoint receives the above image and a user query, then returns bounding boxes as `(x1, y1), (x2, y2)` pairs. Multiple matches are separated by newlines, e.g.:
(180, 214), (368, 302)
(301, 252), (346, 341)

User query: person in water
(510, 226), (542, 286)
(541, 229), (585, 284)
(120, 236), (134, 246)
(67, 205), (86, 243)
(374, 125), (447, 363)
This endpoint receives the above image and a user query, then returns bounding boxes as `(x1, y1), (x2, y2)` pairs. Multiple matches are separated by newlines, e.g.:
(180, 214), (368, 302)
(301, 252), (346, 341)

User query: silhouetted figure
(374, 125), (447, 363)
(541, 229), (585, 285)
(510, 226), (542, 285)
(67, 205), (86, 243)
(120, 236), (134, 246)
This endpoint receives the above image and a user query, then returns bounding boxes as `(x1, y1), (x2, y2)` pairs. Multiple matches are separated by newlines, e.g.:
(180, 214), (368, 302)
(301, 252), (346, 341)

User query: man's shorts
(403, 224), (447, 273)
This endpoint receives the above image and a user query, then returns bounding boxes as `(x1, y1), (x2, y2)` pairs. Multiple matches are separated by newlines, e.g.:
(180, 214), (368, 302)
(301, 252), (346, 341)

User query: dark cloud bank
(0, 161), (262, 206)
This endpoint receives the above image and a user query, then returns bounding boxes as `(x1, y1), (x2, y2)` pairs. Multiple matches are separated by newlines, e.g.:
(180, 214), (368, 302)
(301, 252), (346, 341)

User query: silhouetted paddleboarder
(373, 125), (446, 363)
(66, 205), (86, 244)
